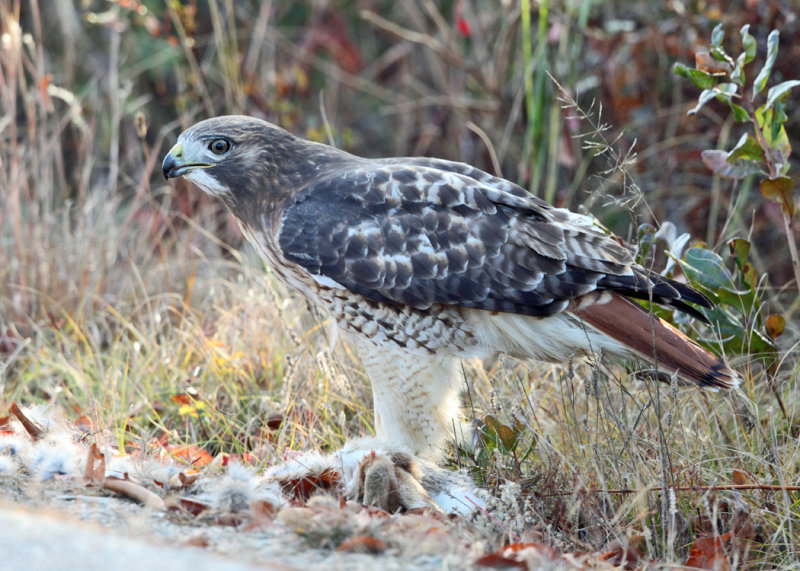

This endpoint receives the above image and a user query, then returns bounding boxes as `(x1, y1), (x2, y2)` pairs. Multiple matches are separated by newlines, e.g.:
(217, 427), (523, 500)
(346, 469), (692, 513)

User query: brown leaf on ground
(84, 442), (106, 483)
(182, 534), (210, 548)
(599, 535), (648, 569)
(165, 444), (214, 469)
(103, 475), (166, 510)
(685, 530), (733, 570)
(336, 535), (387, 554)
(266, 412), (284, 431)
(73, 414), (95, 434)
(10, 402), (43, 440)
(178, 471), (200, 487)
(690, 514), (716, 537)
(169, 497), (211, 517)
(243, 499), (280, 531)
(475, 542), (561, 569)
(171, 393), (194, 405)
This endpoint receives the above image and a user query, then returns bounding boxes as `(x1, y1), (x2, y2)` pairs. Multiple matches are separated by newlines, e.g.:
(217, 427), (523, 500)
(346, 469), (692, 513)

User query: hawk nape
(163, 115), (738, 508)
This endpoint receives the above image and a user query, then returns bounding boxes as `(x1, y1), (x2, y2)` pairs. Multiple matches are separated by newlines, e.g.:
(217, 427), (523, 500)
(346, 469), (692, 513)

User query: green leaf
(681, 248), (735, 291)
(731, 52), (746, 86)
(496, 425), (518, 451)
(729, 102), (750, 122)
(701, 149), (762, 180)
(700, 303), (776, 357)
(717, 286), (757, 318)
(727, 133), (766, 163)
(740, 24), (756, 63)
(484, 414), (502, 434)
(772, 99), (789, 127)
(688, 83), (737, 115)
(714, 82), (738, 100)
(710, 45), (735, 66)
(760, 176), (795, 215)
(688, 89), (718, 115)
(753, 29), (780, 97)
(673, 62), (718, 90)
(727, 238), (751, 270)
(711, 23), (725, 48)
(765, 80), (800, 112)
(757, 104), (792, 165)
(481, 415), (519, 453)
(728, 238), (758, 288)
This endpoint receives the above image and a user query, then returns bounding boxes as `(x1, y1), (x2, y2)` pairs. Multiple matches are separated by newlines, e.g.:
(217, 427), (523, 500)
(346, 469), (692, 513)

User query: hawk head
(163, 116), (326, 216)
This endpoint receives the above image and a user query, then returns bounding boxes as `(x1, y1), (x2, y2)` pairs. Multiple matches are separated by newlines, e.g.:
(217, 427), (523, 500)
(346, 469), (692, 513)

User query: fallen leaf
(243, 499), (280, 531)
(170, 497), (211, 517)
(221, 453), (256, 466)
(266, 412), (284, 431)
(10, 402), (43, 440)
(84, 442), (106, 483)
(74, 415), (95, 433)
(475, 542), (560, 569)
(171, 393), (194, 405)
(166, 444), (214, 468)
(685, 531), (733, 570)
(182, 534), (210, 548)
(474, 551), (527, 569)
(336, 535), (387, 554)
(103, 475), (166, 510)
(599, 536), (647, 569)
(731, 469), (750, 485)
(178, 472), (200, 487)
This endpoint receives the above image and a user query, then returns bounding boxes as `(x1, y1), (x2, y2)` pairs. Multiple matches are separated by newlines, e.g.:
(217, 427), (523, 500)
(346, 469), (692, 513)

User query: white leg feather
(354, 338), (464, 461)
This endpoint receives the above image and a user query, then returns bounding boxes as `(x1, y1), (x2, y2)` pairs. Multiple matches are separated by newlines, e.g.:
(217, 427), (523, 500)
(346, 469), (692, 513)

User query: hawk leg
(354, 338), (470, 461)
(265, 339), (477, 513)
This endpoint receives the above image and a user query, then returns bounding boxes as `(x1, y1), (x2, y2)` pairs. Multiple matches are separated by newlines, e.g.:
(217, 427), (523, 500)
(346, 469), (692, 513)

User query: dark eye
(209, 138), (231, 155)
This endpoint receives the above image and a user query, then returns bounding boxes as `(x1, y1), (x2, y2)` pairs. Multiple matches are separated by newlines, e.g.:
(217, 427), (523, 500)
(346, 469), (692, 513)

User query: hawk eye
(208, 138), (231, 155)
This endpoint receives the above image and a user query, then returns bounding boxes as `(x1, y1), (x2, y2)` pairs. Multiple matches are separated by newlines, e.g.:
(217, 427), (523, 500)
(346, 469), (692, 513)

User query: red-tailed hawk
(163, 116), (738, 510)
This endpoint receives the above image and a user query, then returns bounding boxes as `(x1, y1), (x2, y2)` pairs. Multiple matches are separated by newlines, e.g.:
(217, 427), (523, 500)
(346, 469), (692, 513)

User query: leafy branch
(674, 24), (800, 292)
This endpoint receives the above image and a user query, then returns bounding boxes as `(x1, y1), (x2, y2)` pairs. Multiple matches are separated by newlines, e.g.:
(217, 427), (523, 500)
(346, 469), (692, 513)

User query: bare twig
(534, 483), (800, 497)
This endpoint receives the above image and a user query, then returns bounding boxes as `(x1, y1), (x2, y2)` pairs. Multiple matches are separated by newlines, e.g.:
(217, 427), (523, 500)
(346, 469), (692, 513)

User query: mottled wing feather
(278, 159), (706, 318)
(280, 160), (627, 317)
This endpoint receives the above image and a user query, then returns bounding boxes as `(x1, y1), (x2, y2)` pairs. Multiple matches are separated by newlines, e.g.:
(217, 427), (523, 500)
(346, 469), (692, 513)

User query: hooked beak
(162, 142), (213, 180)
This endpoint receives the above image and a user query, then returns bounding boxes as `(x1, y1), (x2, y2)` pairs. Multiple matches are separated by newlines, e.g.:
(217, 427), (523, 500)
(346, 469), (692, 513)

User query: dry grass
(1, 1), (798, 567)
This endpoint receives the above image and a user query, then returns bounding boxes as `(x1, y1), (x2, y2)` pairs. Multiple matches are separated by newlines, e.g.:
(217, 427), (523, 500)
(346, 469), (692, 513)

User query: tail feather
(597, 271), (713, 323)
(572, 293), (739, 389)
